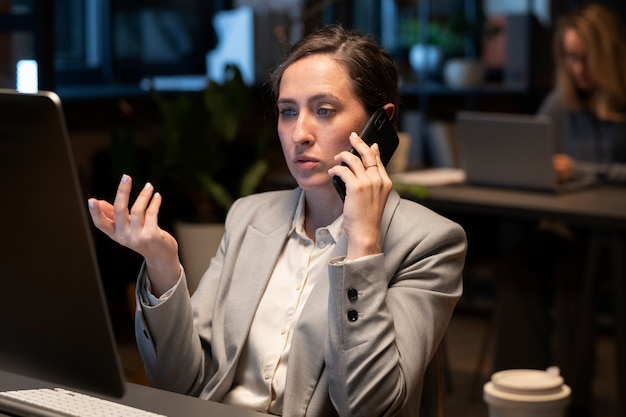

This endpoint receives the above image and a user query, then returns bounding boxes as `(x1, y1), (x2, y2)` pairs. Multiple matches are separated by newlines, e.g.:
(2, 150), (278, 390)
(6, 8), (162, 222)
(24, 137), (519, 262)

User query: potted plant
(398, 12), (483, 83)
(398, 18), (465, 79)
(148, 64), (271, 290)
(149, 64), (269, 223)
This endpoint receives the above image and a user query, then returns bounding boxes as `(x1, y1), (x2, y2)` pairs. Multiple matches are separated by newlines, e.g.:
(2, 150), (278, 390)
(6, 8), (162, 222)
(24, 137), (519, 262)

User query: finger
(143, 191), (162, 230)
(129, 182), (155, 234)
(87, 198), (116, 236)
(113, 174), (133, 233)
(360, 143), (379, 172)
(350, 132), (383, 169)
(365, 143), (394, 199)
(348, 132), (375, 167)
(359, 146), (387, 185)
(371, 144), (387, 175)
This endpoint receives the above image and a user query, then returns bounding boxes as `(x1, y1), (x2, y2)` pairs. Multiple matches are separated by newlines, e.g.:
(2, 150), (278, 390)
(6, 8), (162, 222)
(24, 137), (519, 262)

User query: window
(54, 0), (220, 97)
(3, 0), (368, 97)
(0, 0), (39, 90)
(55, 0), (108, 85)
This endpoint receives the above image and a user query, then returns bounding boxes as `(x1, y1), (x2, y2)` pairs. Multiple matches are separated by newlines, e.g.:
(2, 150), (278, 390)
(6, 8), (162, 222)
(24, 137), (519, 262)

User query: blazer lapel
(223, 189), (302, 360)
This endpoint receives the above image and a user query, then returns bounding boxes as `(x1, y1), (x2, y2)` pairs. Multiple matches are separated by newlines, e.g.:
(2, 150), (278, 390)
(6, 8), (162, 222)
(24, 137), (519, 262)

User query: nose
(291, 111), (314, 146)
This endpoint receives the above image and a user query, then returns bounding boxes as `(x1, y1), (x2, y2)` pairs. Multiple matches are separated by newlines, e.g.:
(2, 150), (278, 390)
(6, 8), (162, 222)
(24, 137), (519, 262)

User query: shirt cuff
(329, 253), (380, 266)
(139, 265), (183, 306)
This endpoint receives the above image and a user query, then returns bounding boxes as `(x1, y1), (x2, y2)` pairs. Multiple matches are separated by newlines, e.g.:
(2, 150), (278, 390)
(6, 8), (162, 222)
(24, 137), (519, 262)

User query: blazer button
(347, 310), (359, 322)
(347, 288), (358, 301)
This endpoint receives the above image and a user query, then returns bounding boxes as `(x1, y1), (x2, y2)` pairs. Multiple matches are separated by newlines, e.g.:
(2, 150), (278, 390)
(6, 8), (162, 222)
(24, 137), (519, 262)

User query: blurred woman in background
(539, 2), (626, 184)
(494, 4), (626, 416)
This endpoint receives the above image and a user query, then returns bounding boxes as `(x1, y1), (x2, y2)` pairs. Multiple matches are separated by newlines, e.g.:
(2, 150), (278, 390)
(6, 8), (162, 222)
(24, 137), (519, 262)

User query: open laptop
(0, 89), (134, 413)
(455, 110), (589, 193)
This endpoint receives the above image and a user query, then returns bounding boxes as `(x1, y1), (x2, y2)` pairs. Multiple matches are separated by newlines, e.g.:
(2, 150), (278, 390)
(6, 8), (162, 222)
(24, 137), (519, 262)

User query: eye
(317, 107), (335, 117)
(279, 107), (298, 118)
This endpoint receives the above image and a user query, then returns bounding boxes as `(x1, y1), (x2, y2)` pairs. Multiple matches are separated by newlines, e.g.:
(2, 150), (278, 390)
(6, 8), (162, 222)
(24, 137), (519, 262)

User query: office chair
(420, 340), (449, 417)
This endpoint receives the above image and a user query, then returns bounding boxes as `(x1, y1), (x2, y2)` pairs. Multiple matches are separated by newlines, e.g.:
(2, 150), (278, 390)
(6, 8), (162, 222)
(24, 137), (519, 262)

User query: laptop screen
(0, 89), (126, 397)
(456, 111), (559, 192)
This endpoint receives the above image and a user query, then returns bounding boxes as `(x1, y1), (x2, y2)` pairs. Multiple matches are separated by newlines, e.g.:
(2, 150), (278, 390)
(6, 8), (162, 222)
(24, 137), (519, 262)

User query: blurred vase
(443, 58), (484, 88)
(409, 44), (442, 80)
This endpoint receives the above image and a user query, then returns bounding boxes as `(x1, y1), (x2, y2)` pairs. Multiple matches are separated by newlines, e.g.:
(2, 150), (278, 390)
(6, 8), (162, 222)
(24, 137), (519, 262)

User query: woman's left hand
(328, 132), (393, 260)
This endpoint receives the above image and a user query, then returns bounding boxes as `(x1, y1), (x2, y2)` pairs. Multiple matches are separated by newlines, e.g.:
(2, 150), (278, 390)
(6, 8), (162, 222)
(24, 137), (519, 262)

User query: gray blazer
(135, 188), (466, 417)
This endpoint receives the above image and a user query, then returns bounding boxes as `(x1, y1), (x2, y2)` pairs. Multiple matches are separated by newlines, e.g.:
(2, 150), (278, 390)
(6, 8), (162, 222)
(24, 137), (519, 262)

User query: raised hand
(329, 133), (393, 260)
(88, 174), (180, 296)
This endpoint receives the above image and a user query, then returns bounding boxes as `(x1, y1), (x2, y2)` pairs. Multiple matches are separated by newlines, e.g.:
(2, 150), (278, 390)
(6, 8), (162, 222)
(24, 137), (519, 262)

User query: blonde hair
(554, 3), (626, 122)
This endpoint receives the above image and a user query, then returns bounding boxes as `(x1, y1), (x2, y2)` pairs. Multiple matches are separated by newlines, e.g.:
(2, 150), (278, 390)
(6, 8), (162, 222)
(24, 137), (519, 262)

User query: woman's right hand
(88, 174), (180, 297)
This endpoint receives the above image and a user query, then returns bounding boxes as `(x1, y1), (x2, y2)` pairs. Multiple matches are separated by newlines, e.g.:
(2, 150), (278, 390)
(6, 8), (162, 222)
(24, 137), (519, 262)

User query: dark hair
(269, 24), (400, 127)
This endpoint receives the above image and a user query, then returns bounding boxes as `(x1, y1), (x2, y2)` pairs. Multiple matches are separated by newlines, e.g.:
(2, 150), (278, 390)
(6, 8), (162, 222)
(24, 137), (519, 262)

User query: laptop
(455, 110), (589, 193)
(0, 90), (126, 402)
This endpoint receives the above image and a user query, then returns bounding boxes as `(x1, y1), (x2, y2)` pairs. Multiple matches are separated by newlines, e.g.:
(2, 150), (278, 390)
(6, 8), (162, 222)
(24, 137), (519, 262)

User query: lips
(294, 155), (320, 170)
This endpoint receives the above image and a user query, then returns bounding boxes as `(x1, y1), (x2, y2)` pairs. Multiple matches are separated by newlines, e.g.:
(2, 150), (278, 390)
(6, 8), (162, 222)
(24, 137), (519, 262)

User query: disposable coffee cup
(483, 367), (571, 417)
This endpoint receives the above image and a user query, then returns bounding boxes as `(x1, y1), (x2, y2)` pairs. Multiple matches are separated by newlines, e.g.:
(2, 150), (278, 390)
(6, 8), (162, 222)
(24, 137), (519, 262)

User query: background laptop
(455, 110), (584, 193)
(0, 89), (126, 398)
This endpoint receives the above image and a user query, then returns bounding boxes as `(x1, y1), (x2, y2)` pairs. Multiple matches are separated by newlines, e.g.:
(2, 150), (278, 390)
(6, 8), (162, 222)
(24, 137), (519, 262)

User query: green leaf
(240, 159), (269, 197)
(197, 173), (234, 213)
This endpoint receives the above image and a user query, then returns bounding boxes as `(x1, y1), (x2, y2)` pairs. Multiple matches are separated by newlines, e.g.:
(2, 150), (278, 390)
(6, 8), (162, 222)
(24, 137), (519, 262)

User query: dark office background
(1, 0), (625, 332)
(1, 0), (624, 97)
(50, 0), (626, 97)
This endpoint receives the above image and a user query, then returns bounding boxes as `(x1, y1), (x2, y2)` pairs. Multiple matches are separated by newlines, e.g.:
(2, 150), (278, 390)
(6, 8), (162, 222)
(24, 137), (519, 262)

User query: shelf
(399, 80), (528, 96)
(0, 13), (36, 31)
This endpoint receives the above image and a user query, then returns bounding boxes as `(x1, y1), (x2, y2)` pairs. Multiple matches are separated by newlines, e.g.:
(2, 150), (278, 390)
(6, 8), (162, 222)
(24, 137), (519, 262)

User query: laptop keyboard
(0, 388), (167, 417)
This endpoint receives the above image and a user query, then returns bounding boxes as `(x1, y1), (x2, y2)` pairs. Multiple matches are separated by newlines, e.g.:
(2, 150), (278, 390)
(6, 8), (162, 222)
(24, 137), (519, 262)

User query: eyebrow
(277, 93), (341, 106)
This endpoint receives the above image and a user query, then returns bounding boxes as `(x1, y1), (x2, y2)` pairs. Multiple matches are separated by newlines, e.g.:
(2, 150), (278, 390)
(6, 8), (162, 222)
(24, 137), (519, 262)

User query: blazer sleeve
(325, 199), (466, 417)
(134, 262), (208, 394)
(134, 203), (237, 396)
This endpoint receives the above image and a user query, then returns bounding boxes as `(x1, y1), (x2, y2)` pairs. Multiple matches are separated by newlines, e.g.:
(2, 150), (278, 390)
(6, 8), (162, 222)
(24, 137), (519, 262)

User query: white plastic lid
(493, 367), (563, 394)
(484, 367), (571, 408)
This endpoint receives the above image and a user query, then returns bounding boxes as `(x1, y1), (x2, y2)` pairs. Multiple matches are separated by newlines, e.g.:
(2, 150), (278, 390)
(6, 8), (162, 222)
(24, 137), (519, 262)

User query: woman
(493, 4), (626, 415)
(88, 25), (466, 417)
(539, 2), (626, 184)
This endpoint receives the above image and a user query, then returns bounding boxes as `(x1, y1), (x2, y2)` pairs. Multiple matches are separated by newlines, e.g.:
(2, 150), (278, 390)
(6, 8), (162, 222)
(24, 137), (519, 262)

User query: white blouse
(221, 193), (343, 415)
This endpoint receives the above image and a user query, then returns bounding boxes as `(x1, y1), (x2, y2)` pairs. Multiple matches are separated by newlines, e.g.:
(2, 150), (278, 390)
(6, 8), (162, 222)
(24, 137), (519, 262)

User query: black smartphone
(332, 107), (399, 201)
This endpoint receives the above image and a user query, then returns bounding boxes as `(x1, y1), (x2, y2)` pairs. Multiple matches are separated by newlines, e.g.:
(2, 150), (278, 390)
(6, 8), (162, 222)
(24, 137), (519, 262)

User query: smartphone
(332, 107), (399, 201)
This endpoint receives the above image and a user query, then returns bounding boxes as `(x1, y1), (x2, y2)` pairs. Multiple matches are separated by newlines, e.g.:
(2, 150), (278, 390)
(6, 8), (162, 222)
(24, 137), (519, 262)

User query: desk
(404, 184), (626, 415)
(0, 370), (268, 417)
(412, 184), (626, 228)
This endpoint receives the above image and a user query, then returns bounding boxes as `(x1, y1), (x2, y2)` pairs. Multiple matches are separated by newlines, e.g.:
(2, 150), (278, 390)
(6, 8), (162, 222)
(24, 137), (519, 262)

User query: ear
(382, 103), (395, 121)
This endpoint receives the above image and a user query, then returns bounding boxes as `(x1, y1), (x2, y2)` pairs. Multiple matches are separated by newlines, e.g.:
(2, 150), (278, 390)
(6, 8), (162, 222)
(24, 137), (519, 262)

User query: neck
(303, 188), (343, 238)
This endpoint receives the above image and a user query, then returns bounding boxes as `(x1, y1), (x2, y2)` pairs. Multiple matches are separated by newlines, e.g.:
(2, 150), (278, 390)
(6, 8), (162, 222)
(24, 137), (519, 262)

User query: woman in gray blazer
(88, 25), (467, 417)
